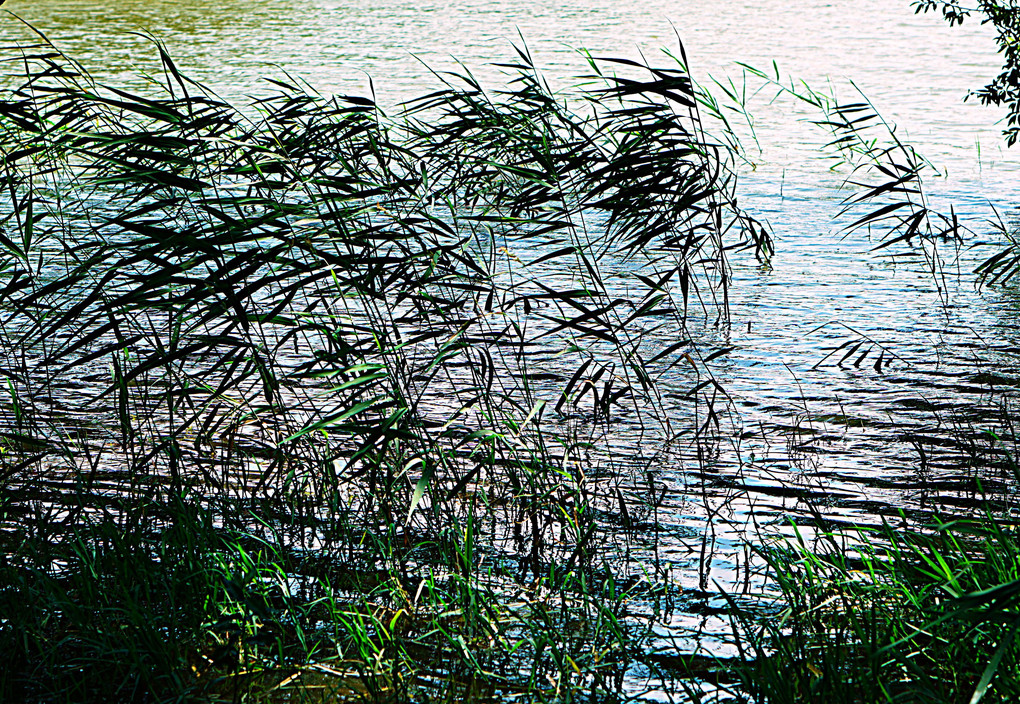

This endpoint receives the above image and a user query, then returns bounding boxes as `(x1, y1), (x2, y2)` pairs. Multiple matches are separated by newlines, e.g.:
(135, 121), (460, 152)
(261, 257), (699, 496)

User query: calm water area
(4, 0), (1020, 675)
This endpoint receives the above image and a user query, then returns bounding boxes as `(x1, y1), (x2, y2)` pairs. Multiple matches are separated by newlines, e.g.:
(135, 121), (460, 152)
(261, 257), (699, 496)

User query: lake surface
(3, 0), (1020, 682)
(0, 0), (1011, 167)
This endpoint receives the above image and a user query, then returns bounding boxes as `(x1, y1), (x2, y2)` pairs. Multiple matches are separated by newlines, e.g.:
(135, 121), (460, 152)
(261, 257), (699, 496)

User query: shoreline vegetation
(0, 16), (1019, 704)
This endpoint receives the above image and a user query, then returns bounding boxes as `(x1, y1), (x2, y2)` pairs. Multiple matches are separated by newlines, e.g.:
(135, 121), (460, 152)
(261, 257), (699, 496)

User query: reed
(0, 36), (766, 702)
(723, 506), (1020, 704)
(2, 26), (1017, 704)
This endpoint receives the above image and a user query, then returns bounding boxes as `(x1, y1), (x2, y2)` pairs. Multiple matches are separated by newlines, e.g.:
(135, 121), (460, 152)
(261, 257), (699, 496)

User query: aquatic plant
(730, 63), (964, 302)
(0, 36), (767, 701)
(724, 507), (1020, 704)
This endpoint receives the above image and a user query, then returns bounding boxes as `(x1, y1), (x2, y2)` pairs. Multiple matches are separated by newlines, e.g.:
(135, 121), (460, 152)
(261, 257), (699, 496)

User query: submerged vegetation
(1, 16), (1020, 704)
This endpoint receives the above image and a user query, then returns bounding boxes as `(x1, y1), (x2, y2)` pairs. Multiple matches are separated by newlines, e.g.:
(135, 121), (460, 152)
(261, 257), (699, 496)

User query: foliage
(914, 1), (1020, 146)
(724, 62), (963, 303)
(724, 510), (1020, 704)
(912, 2), (1020, 286)
(0, 37), (765, 701)
(3, 19), (1018, 704)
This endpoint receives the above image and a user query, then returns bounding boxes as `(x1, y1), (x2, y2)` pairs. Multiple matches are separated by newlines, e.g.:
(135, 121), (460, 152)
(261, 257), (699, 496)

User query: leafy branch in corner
(915, 0), (1020, 146)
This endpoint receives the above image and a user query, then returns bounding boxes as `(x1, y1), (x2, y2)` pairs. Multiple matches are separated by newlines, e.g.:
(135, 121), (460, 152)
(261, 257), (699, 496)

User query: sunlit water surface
(3, 0), (1020, 689)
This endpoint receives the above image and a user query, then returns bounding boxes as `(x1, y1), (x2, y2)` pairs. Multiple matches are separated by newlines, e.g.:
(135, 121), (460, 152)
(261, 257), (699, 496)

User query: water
(0, 0), (1009, 165)
(3, 0), (1020, 686)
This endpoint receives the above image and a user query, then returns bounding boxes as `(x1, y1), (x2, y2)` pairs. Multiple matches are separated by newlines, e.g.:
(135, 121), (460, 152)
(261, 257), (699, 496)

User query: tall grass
(730, 63), (965, 302)
(0, 37), (768, 701)
(723, 508), (1020, 704)
(5, 28), (1017, 704)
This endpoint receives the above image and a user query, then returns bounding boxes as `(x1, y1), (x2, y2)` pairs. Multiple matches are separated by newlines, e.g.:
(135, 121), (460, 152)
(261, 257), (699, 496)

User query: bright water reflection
(0, 0), (1008, 154)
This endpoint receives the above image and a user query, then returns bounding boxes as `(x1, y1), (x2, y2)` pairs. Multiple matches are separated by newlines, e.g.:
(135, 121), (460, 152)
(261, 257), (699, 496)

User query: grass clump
(0, 496), (315, 702)
(5, 21), (1018, 704)
(723, 509), (1020, 704)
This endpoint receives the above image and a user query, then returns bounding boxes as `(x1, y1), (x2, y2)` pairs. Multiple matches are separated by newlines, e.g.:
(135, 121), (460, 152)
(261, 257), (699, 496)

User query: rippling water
(3, 0), (1020, 677)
